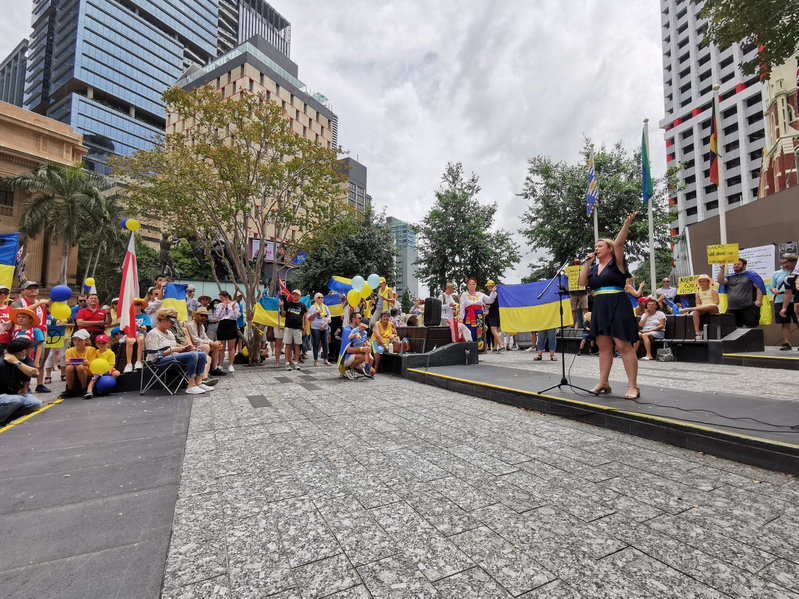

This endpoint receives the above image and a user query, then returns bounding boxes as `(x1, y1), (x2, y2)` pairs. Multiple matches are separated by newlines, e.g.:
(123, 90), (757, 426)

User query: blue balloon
(96, 375), (117, 394)
(49, 285), (72, 302)
(120, 218), (129, 229)
(367, 274), (381, 289)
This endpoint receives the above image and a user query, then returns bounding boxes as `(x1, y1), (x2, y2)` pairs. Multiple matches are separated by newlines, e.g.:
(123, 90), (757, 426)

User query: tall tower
(658, 0), (766, 241)
(0, 39), (28, 107)
(386, 216), (418, 299)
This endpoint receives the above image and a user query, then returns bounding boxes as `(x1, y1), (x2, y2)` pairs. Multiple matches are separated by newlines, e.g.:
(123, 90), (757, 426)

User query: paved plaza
(162, 353), (799, 598)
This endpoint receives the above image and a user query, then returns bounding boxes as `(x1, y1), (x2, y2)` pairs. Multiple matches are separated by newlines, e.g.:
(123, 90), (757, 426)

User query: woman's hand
(626, 211), (638, 224)
(585, 252), (595, 262)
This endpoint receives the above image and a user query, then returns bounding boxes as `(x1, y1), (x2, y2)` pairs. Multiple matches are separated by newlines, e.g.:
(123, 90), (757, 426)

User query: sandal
(624, 386), (640, 400)
(44, 377), (52, 385)
(534, 355), (542, 361)
(591, 381), (611, 394)
(550, 355), (557, 361)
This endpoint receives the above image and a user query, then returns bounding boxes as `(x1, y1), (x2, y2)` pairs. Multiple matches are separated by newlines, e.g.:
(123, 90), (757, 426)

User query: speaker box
(423, 297), (442, 326)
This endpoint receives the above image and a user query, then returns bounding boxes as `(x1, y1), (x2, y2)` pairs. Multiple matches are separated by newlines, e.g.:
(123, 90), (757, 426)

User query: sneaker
(576, 350), (583, 356)
(361, 365), (373, 378)
(525, 347), (534, 352)
(83, 391), (93, 400)
(199, 384), (215, 391)
(134, 361), (143, 371)
(779, 343), (792, 351)
(345, 369), (357, 379)
(123, 363), (133, 374)
(202, 377), (219, 386)
(185, 386), (205, 395)
(511, 344), (519, 350)
(227, 365), (235, 373)
(294, 363), (301, 371)
(35, 384), (51, 393)
(286, 364), (293, 371)
(210, 368), (228, 376)
(314, 360), (319, 367)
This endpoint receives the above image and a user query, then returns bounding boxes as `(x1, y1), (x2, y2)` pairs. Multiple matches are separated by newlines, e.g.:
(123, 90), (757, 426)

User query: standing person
(770, 254), (798, 350)
(440, 282), (458, 322)
(678, 274), (719, 339)
(717, 258), (764, 328)
(12, 281), (48, 391)
(638, 298), (666, 360)
(459, 278), (496, 354)
(308, 293), (332, 366)
(568, 259), (589, 328)
(43, 303), (67, 386)
(483, 280), (504, 352)
(214, 291), (240, 372)
(105, 298), (120, 336)
(370, 278), (394, 326)
(11, 308), (48, 393)
(533, 328), (557, 361)
(625, 276), (646, 309)
(577, 212), (640, 399)
(0, 284), (14, 353)
(186, 285), (199, 316)
(280, 289), (307, 371)
(75, 293), (107, 343)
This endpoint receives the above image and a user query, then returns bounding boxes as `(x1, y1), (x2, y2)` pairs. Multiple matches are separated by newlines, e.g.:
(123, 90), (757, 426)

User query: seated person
(338, 312), (373, 379)
(679, 274), (719, 340)
(123, 298), (150, 373)
(84, 334), (121, 399)
(186, 306), (226, 378)
(371, 311), (399, 372)
(145, 307), (210, 395)
(576, 312), (597, 356)
(0, 338), (43, 424)
(634, 297), (648, 318)
(61, 329), (97, 398)
(638, 298), (666, 360)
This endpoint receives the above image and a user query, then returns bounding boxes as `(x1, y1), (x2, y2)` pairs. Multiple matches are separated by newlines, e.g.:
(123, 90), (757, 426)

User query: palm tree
(3, 163), (107, 284)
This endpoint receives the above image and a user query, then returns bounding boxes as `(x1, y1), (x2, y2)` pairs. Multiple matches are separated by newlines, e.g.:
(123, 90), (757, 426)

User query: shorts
(570, 295), (588, 310)
(774, 302), (798, 324)
(343, 354), (356, 367)
(641, 329), (664, 339)
(728, 305), (760, 328)
(282, 327), (303, 345)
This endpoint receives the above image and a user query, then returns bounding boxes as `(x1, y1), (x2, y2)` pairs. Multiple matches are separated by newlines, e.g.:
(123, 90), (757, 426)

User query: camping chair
(139, 348), (189, 395)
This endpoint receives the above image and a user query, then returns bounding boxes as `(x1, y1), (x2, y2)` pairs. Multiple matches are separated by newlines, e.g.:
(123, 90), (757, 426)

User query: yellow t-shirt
(65, 346), (98, 365)
(96, 348), (117, 372)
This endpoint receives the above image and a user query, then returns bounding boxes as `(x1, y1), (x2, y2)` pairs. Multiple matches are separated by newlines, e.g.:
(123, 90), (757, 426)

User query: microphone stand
(537, 258), (596, 396)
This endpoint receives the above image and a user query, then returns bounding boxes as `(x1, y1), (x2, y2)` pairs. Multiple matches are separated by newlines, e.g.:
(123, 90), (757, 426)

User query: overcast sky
(1, 1), (667, 285)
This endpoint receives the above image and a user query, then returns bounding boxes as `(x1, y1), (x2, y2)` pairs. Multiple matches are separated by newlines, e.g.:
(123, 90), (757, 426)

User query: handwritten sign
(677, 275), (700, 295)
(564, 265), (585, 291)
(707, 243), (739, 265)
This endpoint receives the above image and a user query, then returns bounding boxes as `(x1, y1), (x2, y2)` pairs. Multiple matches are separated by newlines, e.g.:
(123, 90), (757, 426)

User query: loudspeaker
(423, 297), (442, 326)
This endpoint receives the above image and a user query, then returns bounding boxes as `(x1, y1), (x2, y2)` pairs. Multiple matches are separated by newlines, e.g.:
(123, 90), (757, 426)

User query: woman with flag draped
(459, 278), (496, 353)
(578, 212), (640, 400)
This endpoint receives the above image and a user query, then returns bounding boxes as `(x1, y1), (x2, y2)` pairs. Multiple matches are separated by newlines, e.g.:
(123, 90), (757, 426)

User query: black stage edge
(405, 364), (799, 475)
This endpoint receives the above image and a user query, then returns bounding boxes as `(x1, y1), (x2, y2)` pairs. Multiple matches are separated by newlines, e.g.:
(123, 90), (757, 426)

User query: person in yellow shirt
(61, 329), (97, 398)
(84, 334), (120, 399)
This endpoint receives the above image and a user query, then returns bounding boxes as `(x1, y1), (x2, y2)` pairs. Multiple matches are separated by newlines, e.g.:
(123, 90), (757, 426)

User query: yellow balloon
(51, 301), (70, 320)
(85, 277), (95, 287)
(359, 283), (372, 300)
(90, 358), (111, 375)
(347, 289), (360, 308)
(241, 346), (249, 357)
(127, 218), (140, 231)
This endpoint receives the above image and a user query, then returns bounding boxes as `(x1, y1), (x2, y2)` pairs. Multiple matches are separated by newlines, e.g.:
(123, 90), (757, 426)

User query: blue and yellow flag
(328, 276), (353, 294)
(252, 295), (281, 328)
(0, 233), (20, 290)
(586, 153), (599, 217)
(718, 271), (771, 325)
(323, 294), (344, 317)
(497, 280), (573, 332)
(162, 283), (189, 321)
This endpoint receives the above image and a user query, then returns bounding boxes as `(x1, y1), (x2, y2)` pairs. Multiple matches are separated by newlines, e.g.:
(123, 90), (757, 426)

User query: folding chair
(139, 348), (190, 395)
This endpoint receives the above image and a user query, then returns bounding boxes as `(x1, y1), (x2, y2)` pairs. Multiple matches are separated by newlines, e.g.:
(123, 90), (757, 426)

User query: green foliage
(292, 205), (397, 295)
(519, 140), (676, 280)
(400, 288), (412, 313)
(698, 0), (799, 75)
(76, 234), (158, 302)
(415, 163), (520, 296)
(171, 238), (209, 280)
(632, 246), (674, 292)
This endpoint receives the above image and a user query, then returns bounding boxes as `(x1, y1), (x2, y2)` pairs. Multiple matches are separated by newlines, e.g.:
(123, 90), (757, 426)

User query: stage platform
(406, 363), (799, 475)
(722, 346), (799, 370)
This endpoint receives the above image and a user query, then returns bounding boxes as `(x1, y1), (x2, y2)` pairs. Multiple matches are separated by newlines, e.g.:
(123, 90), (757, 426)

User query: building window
(0, 187), (13, 207)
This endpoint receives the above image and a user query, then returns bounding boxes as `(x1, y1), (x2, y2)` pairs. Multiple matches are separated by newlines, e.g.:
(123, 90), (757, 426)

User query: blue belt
(594, 286), (624, 295)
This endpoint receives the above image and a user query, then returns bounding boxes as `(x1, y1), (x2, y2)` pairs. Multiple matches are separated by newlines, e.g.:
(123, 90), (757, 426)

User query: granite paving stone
(356, 554), (439, 598)
(432, 566), (513, 598)
(290, 553), (360, 598)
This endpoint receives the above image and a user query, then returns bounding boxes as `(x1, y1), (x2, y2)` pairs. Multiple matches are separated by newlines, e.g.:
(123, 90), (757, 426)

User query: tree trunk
(60, 241), (70, 285)
(83, 248), (93, 283)
(90, 242), (103, 278)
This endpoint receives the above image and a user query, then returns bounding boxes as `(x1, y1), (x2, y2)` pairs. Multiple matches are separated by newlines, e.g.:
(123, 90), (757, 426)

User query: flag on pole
(252, 295), (281, 328)
(118, 233), (139, 338)
(327, 276), (353, 294)
(277, 273), (291, 297)
(586, 152), (599, 217)
(0, 233), (20, 291)
(709, 102), (720, 185)
(162, 282), (189, 321)
(641, 127), (653, 206)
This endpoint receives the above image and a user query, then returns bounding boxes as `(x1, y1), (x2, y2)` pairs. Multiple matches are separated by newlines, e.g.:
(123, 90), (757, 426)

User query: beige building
(0, 101), (87, 287)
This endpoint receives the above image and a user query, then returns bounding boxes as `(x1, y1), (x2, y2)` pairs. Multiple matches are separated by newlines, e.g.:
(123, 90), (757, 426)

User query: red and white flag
(277, 273), (291, 298)
(118, 233), (139, 338)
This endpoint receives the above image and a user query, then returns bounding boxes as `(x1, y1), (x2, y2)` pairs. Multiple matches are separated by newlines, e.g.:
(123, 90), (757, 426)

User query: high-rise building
(17, 0), (293, 174)
(658, 0), (766, 241)
(0, 39), (28, 107)
(386, 216), (418, 299)
(339, 158), (369, 212)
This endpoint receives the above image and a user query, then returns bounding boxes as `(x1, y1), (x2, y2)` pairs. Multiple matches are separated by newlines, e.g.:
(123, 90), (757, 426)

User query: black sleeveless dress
(587, 256), (639, 343)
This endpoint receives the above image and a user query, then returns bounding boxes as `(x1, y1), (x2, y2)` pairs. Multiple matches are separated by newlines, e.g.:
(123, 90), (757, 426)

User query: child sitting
(84, 334), (120, 399)
(61, 329), (97, 398)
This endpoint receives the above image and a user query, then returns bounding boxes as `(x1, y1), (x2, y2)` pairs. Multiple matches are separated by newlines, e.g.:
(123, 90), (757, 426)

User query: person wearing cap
(11, 307), (49, 393)
(0, 338), (43, 424)
(83, 334), (120, 399)
(770, 253), (798, 350)
(0, 284), (14, 353)
(214, 291), (240, 372)
(76, 293), (107, 343)
(459, 278), (496, 353)
(186, 306), (226, 378)
(716, 258), (765, 329)
(369, 277), (394, 327)
(61, 329), (98, 398)
(308, 293), (332, 366)
(279, 289), (307, 371)
(679, 274), (719, 340)
(186, 285), (199, 316)
(145, 307), (210, 394)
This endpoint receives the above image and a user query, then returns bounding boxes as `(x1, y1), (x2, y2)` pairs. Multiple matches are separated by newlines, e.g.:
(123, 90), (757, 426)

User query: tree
(519, 141), (677, 281)
(292, 204), (397, 295)
(171, 238), (210, 280)
(699, 0), (799, 76)
(400, 288), (412, 313)
(113, 84), (348, 363)
(77, 233), (158, 302)
(3, 163), (108, 284)
(415, 163), (520, 296)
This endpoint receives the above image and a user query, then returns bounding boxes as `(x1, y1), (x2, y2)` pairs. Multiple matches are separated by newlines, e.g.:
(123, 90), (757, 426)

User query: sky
(0, 1), (667, 286)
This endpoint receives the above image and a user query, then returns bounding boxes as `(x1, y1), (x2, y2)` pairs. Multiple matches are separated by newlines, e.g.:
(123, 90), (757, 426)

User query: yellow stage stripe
(0, 398), (64, 435)
(407, 368), (799, 450)
(722, 353), (799, 361)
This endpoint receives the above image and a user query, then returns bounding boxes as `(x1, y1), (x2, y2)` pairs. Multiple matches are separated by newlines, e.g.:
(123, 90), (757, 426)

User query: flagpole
(644, 118), (656, 295)
(590, 144), (599, 242)
(713, 84), (728, 244)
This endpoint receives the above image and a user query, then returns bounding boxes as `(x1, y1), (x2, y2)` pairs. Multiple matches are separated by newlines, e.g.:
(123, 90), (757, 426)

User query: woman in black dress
(577, 212), (640, 399)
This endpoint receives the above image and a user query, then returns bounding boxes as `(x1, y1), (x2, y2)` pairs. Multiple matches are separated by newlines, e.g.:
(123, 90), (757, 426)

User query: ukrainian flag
(718, 271), (771, 325)
(497, 280), (573, 332)
(252, 296), (281, 328)
(0, 233), (19, 290)
(162, 283), (189, 321)
(323, 294), (344, 317)
(328, 276), (353, 294)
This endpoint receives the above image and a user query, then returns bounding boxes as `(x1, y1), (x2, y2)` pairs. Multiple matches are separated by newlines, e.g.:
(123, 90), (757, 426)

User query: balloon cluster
(82, 277), (95, 291)
(346, 273), (382, 307)
(120, 218), (140, 231)
(49, 285), (72, 320)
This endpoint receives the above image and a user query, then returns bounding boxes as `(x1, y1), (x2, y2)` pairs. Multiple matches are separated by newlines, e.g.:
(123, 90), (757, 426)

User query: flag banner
(0, 233), (20, 290)
(586, 154), (599, 217)
(641, 128), (653, 206)
(709, 102), (720, 185)
(327, 276), (353, 294)
(497, 280), (573, 332)
(118, 233), (139, 338)
(323, 294), (344, 317)
(162, 282), (188, 321)
(253, 295), (280, 328)
(277, 274), (291, 298)
(717, 270), (769, 324)
(299, 295), (311, 308)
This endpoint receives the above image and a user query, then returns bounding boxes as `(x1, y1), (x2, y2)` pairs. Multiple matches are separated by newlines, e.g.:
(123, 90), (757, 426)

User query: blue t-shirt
(13, 327), (45, 344)
(46, 315), (65, 342)
(135, 313), (152, 330)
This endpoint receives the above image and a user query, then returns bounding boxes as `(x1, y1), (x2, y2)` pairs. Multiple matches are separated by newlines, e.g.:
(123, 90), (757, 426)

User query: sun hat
(194, 306), (209, 315)
(133, 298), (149, 309)
(10, 307), (40, 327)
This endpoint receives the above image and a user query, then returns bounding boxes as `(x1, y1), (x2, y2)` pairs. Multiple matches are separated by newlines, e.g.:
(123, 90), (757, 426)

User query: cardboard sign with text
(707, 243), (739, 265)
(677, 275), (700, 295)
(564, 265), (585, 291)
